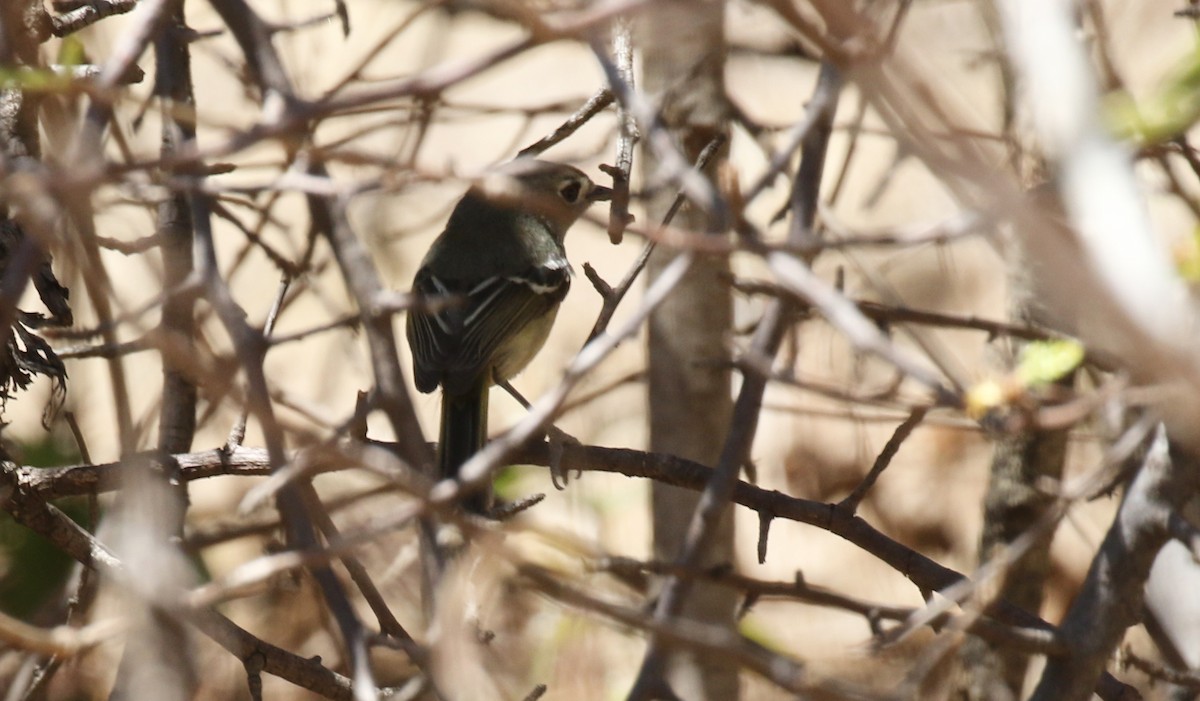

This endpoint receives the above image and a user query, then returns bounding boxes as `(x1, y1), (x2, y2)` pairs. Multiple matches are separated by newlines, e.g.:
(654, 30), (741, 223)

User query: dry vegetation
(0, 1), (1199, 700)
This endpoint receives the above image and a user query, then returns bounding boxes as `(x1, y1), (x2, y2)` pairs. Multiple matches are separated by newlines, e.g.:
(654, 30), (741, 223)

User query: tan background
(2, 0), (1194, 697)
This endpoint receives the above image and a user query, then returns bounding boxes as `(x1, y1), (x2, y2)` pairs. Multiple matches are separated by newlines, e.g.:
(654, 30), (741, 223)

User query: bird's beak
(588, 185), (614, 202)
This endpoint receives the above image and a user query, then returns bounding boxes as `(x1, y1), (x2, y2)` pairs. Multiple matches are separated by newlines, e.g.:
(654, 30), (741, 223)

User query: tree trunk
(640, 1), (737, 698)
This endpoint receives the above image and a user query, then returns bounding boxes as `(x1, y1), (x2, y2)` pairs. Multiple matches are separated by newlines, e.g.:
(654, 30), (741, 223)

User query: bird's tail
(439, 377), (490, 513)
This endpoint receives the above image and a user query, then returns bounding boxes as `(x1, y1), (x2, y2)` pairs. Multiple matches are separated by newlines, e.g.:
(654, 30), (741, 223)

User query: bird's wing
(407, 261), (570, 395)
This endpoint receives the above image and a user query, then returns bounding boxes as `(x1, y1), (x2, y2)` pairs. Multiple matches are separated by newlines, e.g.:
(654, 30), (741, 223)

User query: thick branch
(1029, 431), (1199, 700)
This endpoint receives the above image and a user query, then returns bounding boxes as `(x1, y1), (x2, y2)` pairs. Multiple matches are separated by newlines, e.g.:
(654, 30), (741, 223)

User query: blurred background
(0, 0), (1196, 699)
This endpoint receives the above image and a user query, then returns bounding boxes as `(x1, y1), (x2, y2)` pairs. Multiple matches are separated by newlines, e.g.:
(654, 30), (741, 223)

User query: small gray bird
(406, 159), (612, 512)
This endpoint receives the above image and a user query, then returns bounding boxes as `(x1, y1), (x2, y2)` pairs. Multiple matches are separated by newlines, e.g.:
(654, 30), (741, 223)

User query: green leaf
(737, 614), (790, 654)
(492, 463), (529, 500)
(1016, 339), (1085, 387)
(0, 511), (74, 617)
(1175, 227), (1200, 282)
(0, 67), (71, 92)
(1107, 46), (1200, 145)
(57, 36), (86, 67)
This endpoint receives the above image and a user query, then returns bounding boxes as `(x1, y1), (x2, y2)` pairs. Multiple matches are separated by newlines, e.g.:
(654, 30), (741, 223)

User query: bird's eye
(558, 180), (583, 204)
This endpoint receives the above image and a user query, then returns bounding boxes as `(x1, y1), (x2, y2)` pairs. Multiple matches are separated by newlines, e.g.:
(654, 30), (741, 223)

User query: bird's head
(475, 158), (612, 234)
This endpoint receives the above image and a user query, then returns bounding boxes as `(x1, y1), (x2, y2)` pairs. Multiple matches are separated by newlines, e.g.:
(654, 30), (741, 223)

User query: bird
(406, 159), (612, 512)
